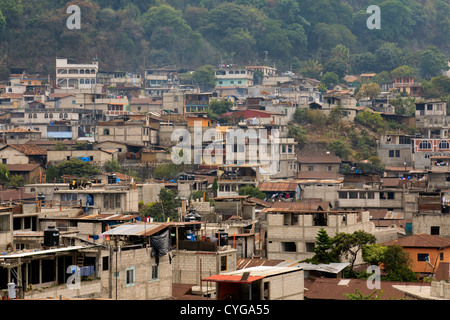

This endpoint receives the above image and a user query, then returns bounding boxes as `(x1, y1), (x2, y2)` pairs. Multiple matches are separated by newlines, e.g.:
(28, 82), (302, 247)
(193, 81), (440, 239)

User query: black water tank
(215, 229), (228, 246)
(44, 226), (60, 247)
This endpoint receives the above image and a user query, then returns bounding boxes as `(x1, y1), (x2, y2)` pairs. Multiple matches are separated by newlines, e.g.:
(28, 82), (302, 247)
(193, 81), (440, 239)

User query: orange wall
(403, 247), (450, 273)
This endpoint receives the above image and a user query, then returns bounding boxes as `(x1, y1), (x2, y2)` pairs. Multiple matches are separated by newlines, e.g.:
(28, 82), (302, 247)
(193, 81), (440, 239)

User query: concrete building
(202, 265), (304, 300)
(55, 57), (101, 93)
(265, 207), (378, 261)
(377, 134), (413, 169)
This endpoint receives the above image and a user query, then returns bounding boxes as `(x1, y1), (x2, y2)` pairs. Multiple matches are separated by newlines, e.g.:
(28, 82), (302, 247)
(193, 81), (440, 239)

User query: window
(0, 215), (10, 231)
(126, 268), (135, 286)
(102, 256), (109, 271)
(419, 140), (431, 150)
(439, 140), (450, 150)
(308, 166), (314, 171)
(305, 242), (315, 252)
(50, 113), (53, 118)
(417, 253), (429, 262)
(389, 150), (394, 157)
(338, 191), (347, 199)
(281, 242), (296, 252)
(44, 113), (48, 118)
(151, 265), (159, 280)
(395, 150), (400, 157)
(220, 256), (227, 271)
(431, 226), (440, 235)
(440, 253), (444, 261)
(2, 159), (6, 165)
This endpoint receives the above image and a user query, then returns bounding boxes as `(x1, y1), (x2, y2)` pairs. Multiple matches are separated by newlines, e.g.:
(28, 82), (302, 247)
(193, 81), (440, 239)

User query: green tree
(209, 99), (233, 115)
(310, 228), (339, 264)
(45, 166), (59, 183)
(103, 159), (122, 173)
(158, 188), (179, 221)
(321, 72), (339, 89)
(381, 245), (417, 282)
(345, 289), (384, 300)
(238, 185), (266, 200)
(54, 141), (67, 151)
(153, 163), (185, 180)
(355, 83), (381, 101)
(362, 244), (387, 266)
(354, 109), (388, 133)
(300, 59), (322, 79)
(8, 174), (25, 188)
(327, 139), (352, 160)
(419, 46), (449, 80)
(55, 158), (101, 178)
(0, 164), (10, 183)
(332, 230), (377, 276)
(192, 65), (216, 89)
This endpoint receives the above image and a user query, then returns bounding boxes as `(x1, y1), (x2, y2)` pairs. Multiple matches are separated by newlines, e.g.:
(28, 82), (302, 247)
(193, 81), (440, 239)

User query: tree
(327, 139), (352, 160)
(192, 65), (216, 89)
(381, 245), (417, 282)
(332, 230), (377, 276)
(390, 65), (417, 79)
(419, 46), (449, 80)
(374, 43), (402, 73)
(310, 228), (339, 264)
(157, 188), (179, 221)
(345, 289), (384, 300)
(238, 185), (266, 200)
(54, 141), (67, 151)
(55, 158), (101, 178)
(45, 166), (59, 183)
(321, 72), (339, 89)
(300, 59), (322, 80)
(362, 244), (387, 266)
(355, 83), (381, 101)
(8, 174), (25, 188)
(153, 163), (185, 180)
(209, 99), (233, 115)
(211, 177), (218, 197)
(354, 109), (388, 133)
(0, 164), (9, 183)
(103, 159), (122, 173)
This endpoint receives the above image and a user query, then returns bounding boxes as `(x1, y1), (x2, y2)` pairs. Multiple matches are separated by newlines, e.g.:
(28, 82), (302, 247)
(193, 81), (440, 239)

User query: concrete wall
(412, 213), (450, 237)
(173, 249), (237, 285)
(264, 270), (304, 300)
(266, 211), (375, 261)
(108, 246), (172, 300)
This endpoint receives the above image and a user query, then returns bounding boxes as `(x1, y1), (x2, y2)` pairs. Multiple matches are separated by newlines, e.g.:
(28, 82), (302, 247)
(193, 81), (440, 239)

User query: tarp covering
(150, 229), (171, 263)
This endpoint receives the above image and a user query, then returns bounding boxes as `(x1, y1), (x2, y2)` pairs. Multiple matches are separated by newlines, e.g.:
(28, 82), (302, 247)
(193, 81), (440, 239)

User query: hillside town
(1, 56), (450, 302)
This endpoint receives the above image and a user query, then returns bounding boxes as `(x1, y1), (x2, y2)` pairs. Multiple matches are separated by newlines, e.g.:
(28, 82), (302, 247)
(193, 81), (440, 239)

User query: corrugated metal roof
(202, 274), (264, 284)
(258, 182), (299, 192)
(0, 245), (97, 259)
(382, 233), (450, 248)
(101, 223), (168, 237)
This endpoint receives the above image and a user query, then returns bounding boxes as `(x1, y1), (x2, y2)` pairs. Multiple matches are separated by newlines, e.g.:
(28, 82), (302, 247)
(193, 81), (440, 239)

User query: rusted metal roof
(305, 278), (410, 300)
(298, 155), (341, 164)
(202, 274), (264, 284)
(236, 258), (285, 270)
(77, 213), (139, 221)
(258, 182), (299, 192)
(382, 233), (450, 248)
(101, 223), (169, 237)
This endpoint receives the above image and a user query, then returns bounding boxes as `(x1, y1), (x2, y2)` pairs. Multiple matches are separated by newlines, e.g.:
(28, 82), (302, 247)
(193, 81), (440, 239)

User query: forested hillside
(0, 0), (449, 79)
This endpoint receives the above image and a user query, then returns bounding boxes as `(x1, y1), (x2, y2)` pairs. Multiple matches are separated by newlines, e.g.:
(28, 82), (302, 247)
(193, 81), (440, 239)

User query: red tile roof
(7, 144), (47, 156)
(6, 164), (41, 172)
